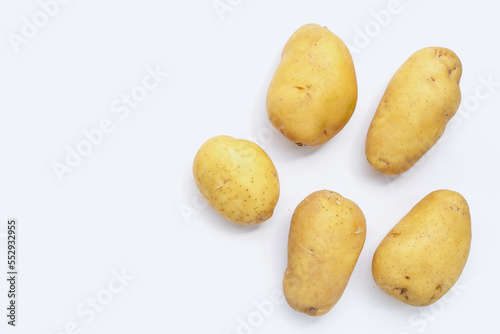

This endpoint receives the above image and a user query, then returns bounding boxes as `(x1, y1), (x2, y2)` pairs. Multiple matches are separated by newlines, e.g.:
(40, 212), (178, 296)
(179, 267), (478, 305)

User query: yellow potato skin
(366, 47), (462, 175)
(283, 190), (366, 316)
(266, 23), (358, 146)
(193, 135), (279, 225)
(372, 190), (471, 306)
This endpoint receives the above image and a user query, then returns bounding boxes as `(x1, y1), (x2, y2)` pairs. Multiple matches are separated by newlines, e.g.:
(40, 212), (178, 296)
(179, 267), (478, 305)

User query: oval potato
(283, 190), (366, 316)
(267, 23), (358, 146)
(193, 135), (279, 225)
(372, 190), (471, 306)
(366, 47), (462, 174)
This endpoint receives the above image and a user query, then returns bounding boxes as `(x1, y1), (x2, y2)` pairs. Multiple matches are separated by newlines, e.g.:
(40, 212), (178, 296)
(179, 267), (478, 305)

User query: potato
(266, 23), (358, 146)
(372, 190), (471, 306)
(193, 135), (279, 225)
(366, 47), (462, 175)
(283, 190), (366, 316)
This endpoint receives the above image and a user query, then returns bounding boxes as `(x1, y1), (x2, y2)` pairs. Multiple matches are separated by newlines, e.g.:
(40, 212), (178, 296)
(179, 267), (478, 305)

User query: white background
(1, 0), (499, 333)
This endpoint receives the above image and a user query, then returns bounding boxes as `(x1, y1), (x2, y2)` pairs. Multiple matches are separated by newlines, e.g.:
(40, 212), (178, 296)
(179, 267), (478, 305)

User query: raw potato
(372, 190), (471, 306)
(283, 190), (366, 316)
(193, 135), (279, 225)
(366, 47), (462, 175)
(266, 23), (358, 146)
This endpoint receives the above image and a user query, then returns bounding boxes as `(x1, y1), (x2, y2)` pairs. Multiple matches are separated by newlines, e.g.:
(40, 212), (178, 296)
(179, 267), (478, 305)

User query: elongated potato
(267, 24), (358, 146)
(193, 135), (279, 225)
(283, 190), (366, 316)
(372, 190), (471, 306)
(366, 47), (462, 174)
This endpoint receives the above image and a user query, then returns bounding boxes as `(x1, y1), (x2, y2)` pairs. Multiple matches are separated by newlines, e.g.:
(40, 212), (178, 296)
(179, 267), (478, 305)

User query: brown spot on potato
(435, 48), (446, 58)
(379, 158), (390, 166)
(393, 287), (407, 296)
(306, 307), (317, 315)
(215, 179), (230, 190)
(450, 205), (467, 216)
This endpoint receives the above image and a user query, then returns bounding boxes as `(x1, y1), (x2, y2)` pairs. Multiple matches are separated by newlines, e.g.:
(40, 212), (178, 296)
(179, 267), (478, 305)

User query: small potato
(193, 135), (279, 225)
(366, 47), (462, 175)
(267, 23), (358, 146)
(283, 190), (366, 316)
(372, 190), (471, 306)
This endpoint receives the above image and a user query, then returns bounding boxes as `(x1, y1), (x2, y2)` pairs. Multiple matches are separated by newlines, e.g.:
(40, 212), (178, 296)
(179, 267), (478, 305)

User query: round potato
(193, 135), (279, 225)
